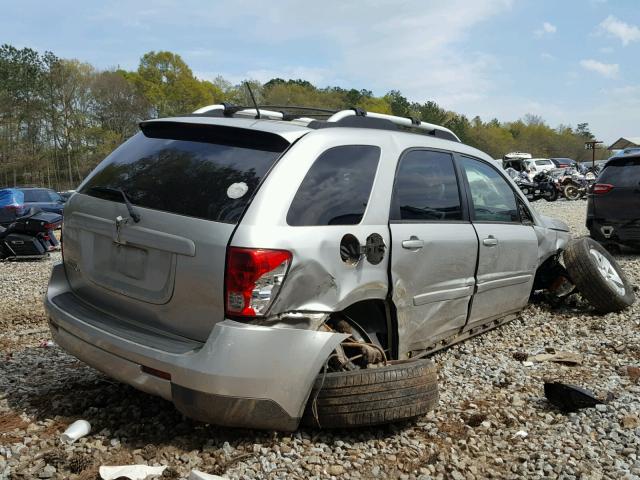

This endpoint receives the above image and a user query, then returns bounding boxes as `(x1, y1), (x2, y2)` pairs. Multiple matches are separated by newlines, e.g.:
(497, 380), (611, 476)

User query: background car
(0, 188), (26, 226)
(550, 157), (577, 169)
(524, 158), (556, 179)
(587, 150), (640, 248)
(18, 187), (65, 215)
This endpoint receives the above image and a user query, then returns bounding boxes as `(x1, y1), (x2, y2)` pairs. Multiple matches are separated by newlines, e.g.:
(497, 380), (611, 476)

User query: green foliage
(0, 43), (610, 190)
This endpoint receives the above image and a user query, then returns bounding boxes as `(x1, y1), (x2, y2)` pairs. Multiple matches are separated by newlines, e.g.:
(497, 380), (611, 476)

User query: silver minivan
(45, 106), (634, 430)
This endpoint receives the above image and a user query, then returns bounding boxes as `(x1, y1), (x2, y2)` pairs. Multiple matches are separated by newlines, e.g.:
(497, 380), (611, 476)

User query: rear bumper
(45, 263), (347, 430)
(588, 218), (640, 246)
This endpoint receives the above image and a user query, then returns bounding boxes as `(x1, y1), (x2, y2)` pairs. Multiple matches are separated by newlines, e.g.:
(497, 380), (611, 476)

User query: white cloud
(598, 46), (614, 54)
(598, 15), (640, 46)
(534, 22), (557, 37)
(541, 52), (556, 60)
(580, 59), (619, 78)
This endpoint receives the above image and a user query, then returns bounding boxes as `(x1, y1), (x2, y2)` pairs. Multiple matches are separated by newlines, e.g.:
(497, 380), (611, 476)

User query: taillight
(593, 183), (614, 195)
(225, 247), (292, 317)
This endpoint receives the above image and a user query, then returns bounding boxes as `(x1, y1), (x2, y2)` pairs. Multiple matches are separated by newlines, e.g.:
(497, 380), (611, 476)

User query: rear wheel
(563, 237), (634, 313)
(563, 184), (581, 201)
(302, 358), (438, 428)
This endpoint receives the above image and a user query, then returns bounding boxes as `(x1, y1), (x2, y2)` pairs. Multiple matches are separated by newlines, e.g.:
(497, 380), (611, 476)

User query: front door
(389, 149), (478, 356)
(458, 156), (538, 326)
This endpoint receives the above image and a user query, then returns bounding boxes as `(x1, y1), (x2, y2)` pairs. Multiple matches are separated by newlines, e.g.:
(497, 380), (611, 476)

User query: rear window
(22, 189), (52, 202)
(287, 145), (380, 226)
(600, 158), (640, 187)
(535, 159), (553, 166)
(80, 123), (289, 223)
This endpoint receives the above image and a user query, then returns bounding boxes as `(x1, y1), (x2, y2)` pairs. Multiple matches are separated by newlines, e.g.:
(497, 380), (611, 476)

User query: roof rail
(191, 104), (460, 142)
(325, 109), (460, 142)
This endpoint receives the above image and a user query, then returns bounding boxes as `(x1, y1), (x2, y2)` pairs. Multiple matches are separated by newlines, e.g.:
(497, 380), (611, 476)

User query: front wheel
(302, 358), (438, 428)
(563, 184), (581, 201)
(563, 237), (634, 313)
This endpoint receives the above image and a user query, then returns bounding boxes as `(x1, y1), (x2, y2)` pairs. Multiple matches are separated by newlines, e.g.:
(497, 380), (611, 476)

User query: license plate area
(113, 243), (147, 280)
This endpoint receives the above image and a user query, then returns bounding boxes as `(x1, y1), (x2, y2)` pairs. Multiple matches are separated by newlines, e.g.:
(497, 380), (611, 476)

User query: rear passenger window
(600, 159), (640, 187)
(390, 150), (462, 221)
(460, 157), (519, 223)
(287, 145), (380, 226)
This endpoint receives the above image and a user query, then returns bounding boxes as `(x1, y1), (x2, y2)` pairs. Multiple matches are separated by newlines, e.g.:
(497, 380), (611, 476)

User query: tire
(301, 358), (438, 428)
(564, 184), (581, 201)
(563, 237), (635, 313)
(545, 188), (558, 202)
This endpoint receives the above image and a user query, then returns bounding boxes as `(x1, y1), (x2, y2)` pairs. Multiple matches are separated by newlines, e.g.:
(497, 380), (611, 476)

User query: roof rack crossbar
(191, 104), (461, 142)
(326, 110), (460, 142)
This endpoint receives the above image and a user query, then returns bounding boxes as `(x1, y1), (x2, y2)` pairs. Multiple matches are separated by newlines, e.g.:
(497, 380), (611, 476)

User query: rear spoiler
(139, 120), (290, 153)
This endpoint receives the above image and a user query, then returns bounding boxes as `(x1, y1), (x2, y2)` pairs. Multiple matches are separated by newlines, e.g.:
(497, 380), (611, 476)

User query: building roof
(609, 136), (640, 150)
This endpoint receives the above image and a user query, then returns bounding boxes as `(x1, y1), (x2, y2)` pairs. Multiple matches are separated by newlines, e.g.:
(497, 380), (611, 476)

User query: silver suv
(45, 105), (634, 430)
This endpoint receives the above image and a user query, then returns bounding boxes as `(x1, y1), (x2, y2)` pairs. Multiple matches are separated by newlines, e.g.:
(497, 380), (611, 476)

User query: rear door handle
(482, 236), (498, 247)
(402, 236), (424, 250)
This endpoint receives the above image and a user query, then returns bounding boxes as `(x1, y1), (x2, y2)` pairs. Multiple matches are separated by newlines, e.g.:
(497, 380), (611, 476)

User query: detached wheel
(302, 358), (438, 428)
(563, 184), (581, 201)
(563, 237), (635, 313)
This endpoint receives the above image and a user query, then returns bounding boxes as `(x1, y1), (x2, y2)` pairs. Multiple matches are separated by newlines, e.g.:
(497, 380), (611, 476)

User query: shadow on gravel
(3, 347), (413, 454)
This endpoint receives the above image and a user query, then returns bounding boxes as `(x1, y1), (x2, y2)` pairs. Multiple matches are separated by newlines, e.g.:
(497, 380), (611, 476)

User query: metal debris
(544, 381), (602, 412)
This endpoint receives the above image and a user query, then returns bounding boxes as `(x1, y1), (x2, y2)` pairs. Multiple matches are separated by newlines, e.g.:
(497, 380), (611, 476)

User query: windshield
(80, 124), (289, 223)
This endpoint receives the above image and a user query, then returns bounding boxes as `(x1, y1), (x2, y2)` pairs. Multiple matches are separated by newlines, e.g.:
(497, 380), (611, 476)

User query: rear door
(389, 149), (478, 354)
(458, 156), (538, 327)
(63, 121), (290, 341)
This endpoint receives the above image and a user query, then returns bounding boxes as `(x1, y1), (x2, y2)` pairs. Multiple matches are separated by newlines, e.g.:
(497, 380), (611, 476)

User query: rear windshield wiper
(87, 186), (141, 223)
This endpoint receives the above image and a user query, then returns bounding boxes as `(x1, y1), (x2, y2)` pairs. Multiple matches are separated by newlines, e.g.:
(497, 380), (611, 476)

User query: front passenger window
(460, 157), (518, 223)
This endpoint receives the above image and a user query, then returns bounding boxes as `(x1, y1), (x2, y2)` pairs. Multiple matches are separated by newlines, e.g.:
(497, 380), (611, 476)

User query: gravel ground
(1, 199), (639, 480)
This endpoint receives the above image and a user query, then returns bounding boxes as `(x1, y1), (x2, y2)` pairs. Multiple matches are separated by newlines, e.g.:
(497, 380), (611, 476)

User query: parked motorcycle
(508, 169), (558, 202)
(560, 168), (597, 201)
(0, 209), (62, 260)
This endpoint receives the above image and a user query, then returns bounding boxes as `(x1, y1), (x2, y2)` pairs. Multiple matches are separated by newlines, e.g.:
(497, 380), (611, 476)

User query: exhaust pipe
(600, 226), (614, 239)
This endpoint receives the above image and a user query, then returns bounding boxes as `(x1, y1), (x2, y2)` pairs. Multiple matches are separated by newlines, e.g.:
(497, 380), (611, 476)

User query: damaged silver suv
(45, 105), (634, 431)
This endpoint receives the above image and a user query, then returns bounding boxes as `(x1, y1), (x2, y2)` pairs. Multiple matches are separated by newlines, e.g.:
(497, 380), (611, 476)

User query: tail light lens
(593, 183), (614, 195)
(225, 247), (292, 317)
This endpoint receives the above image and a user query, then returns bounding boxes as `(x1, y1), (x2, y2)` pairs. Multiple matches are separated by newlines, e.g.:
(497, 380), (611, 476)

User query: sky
(2, 0), (639, 144)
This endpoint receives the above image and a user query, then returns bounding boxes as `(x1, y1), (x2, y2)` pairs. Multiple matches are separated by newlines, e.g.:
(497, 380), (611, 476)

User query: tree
(576, 122), (595, 140)
(134, 51), (215, 117)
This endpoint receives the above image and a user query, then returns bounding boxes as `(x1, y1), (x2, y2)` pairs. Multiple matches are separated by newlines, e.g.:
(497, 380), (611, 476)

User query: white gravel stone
(1, 201), (639, 479)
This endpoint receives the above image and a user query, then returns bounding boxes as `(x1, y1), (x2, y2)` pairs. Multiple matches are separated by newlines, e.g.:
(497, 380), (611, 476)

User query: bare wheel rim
(589, 248), (625, 296)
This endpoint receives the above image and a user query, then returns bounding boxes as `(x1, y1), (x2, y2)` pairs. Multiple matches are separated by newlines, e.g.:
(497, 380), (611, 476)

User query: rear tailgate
(61, 121), (290, 342)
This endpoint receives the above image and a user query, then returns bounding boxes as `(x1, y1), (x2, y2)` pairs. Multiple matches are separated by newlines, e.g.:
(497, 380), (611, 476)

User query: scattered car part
(529, 351), (583, 365)
(302, 358), (438, 428)
(60, 419), (91, 444)
(99, 465), (166, 480)
(544, 382), (602, 412)
(189, 471), (227, 480)
(563, 237), (635, 313)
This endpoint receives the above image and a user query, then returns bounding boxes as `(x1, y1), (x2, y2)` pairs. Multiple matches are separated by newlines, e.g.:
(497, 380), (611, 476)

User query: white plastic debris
(38, 339), (55, 348)
(60, 419), (91, 444)
(512, 430), (528, 439)
(226, 182), (248, 199)
(99, 465), (166, 480)
(189, 470), (227, 480)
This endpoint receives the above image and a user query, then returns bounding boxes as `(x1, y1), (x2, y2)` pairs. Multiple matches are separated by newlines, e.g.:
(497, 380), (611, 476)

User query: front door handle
(402, 236), (424, 250)
(482, 236), (498, 247)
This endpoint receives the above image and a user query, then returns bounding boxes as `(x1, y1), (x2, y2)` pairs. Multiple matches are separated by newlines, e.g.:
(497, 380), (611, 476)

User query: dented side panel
(234, 130), (399, 315)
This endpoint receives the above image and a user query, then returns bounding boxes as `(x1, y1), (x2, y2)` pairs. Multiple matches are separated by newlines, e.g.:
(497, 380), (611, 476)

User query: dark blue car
(0, 188), (26, 226)
(18, 187), (65, 215)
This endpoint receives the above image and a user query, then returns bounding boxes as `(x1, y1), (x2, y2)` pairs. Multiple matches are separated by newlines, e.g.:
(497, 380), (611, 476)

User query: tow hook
(600, 226), (614, 239)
